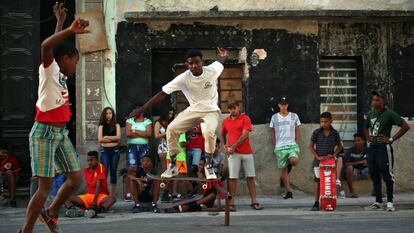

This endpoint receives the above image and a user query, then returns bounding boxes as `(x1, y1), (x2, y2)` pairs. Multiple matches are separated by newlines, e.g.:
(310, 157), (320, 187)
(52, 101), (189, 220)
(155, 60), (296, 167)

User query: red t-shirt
(83, 163), (109, 195)
(221, 114), (253, 154)
(0, 155), (21, 174)
(186, 125), (205, 150)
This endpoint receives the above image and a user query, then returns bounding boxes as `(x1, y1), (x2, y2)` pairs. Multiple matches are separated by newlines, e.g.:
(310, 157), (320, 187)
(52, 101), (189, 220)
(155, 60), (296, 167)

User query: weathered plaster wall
(142, 0), (414, 11)
(115, 21), (321, 124)
(318, 21), (414, 118)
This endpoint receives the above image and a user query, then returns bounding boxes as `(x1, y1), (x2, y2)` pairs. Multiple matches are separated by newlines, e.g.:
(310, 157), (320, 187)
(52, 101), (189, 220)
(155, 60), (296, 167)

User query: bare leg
(159, 153), (167, 172)
(346, 165), (355, 194)
(130, 177), (142, 205)
(100, 196), (116, 210)
(64, 196), (86, 209)
(197, 192), (216, 205)
(126, 167), (137, 195)
(281, 168), (291, 193)
(314, 181), (320, 202)
(47, 171), (82, 217)
(229, 178), (237, 205)
(246, 177), (258, 204)
(336, 157), (343, 180)
(172, 180), (179, 196)
(282, 157), (298, 193)
(21, 177), (53, 233)
(7, 173), (17, 199)
(152, 180), (161, 204)
(110, 184), (117, 197)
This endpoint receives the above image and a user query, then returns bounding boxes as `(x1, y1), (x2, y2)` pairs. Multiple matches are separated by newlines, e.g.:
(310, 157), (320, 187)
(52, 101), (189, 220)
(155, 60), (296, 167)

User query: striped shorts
(29, 121), (80, 177)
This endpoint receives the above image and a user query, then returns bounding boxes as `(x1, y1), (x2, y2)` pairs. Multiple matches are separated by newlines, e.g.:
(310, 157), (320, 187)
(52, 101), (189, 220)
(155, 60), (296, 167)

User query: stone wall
(108, 121), (414, 197)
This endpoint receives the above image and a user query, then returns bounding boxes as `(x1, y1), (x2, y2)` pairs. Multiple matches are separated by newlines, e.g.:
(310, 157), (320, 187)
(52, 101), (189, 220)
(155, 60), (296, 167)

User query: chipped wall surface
(142, 0), (414, 11)
(318, 21), (414, 118)
(115, 22), (321, 124)
(73, 0), (414, 196)
(113, 19), (414, 196)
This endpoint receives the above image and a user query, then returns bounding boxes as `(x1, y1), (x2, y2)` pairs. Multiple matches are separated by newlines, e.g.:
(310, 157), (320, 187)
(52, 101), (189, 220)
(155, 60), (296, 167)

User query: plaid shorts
(29, 121), (80, 177)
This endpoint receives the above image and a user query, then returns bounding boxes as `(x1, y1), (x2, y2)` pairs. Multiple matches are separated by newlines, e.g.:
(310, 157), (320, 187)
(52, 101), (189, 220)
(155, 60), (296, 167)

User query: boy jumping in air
(19, 3), (89, 232)
(130, 48), (229, 179)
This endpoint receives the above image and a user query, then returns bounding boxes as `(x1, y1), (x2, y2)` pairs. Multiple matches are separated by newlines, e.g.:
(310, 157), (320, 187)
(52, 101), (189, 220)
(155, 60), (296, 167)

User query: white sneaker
(204, 165), (217, 180)
(386, 202), (395, 212)
(338, 190), (346, 199)
(84, 209), (96, 218)
(161, 163), (178, 178)
(336, 179), (341, 187)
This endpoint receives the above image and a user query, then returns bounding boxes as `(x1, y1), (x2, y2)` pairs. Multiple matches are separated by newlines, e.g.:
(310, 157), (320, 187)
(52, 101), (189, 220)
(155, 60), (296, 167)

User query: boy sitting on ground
(0, 144), (21, 207)
(128, 156), (161, 213)
(177, 159), (221, 212)
(344, 133), (369, 198)
(65, 151), (116, 217)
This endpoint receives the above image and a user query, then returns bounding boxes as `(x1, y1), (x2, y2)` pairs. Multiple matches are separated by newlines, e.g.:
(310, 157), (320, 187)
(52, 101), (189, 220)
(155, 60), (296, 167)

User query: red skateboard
(319, 158), (337, 211)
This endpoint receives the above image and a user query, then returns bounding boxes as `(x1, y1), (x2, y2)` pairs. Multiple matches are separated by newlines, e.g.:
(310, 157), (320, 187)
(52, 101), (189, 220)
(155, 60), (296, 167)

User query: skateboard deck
(147, 173), (221, 190)
(159, 195), (203, 210)
(319, 158), (337, 211)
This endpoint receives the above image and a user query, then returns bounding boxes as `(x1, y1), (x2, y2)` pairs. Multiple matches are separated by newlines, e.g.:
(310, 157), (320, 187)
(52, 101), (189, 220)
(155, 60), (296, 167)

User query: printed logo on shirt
(350, 153), (367, 159)
(57, 73), (69, 103)
(204, 81), (213, 89)
(370, 118), (380, 136)
(3, 162), (12, 170)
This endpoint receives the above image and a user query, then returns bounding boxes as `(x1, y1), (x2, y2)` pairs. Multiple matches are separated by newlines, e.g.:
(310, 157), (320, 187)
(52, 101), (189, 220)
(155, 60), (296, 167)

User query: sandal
(251, 203), (263, 210)
(229, 204), (236, 212)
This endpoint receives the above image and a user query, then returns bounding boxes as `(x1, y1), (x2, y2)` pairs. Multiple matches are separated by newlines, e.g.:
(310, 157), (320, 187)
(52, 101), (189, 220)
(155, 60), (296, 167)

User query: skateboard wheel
(160, 182), (166, 189)
(202, 184), (208, 190)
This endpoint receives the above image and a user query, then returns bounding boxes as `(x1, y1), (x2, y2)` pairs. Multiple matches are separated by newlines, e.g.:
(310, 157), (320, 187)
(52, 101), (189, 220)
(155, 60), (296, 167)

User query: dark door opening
(0, 0), (77, 189)
(40, 0), (77, 145)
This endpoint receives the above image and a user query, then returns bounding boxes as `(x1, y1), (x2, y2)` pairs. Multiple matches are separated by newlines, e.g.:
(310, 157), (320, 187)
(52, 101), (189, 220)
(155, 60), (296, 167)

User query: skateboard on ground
(158, 194), (203, 210)
(147, 173), (221, 190)
(319, 158), (337, 211)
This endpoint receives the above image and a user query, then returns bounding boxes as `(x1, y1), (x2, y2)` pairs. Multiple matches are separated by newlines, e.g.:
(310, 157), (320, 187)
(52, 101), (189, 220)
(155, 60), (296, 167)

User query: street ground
(1, 194), (414, 233)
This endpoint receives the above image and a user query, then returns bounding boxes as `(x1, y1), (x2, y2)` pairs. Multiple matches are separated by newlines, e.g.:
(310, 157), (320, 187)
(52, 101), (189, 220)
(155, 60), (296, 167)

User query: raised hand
(54, 1), (67, 23)
(217, 47), (229, 58)
(69, 18), (90, 34)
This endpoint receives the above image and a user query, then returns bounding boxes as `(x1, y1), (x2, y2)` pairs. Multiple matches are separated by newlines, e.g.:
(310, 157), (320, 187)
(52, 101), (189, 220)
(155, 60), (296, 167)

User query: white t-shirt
(269, 112), (301, 148)
(162, 61), (224, 112)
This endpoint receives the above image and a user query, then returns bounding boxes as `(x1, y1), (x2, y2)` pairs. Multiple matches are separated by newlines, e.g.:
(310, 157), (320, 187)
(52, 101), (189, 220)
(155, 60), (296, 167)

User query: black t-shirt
(345, 146), (368, 169)
(136, 167), (156, 190)
(102, 124), (117, 136)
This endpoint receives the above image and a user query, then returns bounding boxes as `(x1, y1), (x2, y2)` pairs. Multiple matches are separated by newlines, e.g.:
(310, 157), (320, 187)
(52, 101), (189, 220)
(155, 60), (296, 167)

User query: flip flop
(251, 203), (263, 210)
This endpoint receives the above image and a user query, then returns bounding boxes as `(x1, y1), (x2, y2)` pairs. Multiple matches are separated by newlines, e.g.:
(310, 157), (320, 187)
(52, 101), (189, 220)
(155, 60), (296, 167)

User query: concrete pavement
(1, 193), (414, 233)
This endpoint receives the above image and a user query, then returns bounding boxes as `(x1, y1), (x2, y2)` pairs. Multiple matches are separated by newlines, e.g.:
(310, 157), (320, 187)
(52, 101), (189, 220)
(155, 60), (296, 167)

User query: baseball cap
(278, 96), (288, 104)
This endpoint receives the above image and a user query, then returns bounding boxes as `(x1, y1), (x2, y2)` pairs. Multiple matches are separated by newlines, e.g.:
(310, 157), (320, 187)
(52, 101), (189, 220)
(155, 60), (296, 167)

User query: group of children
(8, 3), (409, 233)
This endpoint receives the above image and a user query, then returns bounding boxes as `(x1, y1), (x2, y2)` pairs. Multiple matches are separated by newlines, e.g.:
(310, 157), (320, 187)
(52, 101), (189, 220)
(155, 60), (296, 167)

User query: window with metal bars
(319, 58), (358, 140)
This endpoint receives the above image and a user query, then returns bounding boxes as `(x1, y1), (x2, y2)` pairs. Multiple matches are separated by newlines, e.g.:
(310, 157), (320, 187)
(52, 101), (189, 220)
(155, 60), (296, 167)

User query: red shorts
(78, 193), (108, 209)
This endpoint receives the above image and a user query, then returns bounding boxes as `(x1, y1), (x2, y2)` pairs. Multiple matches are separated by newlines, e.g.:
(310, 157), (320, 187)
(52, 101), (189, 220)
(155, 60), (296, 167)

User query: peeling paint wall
(115, 22), (320, 124)
(142, 0), (414, 11)
(114, 19), (414, 195)
(73, 0), (414, 196)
